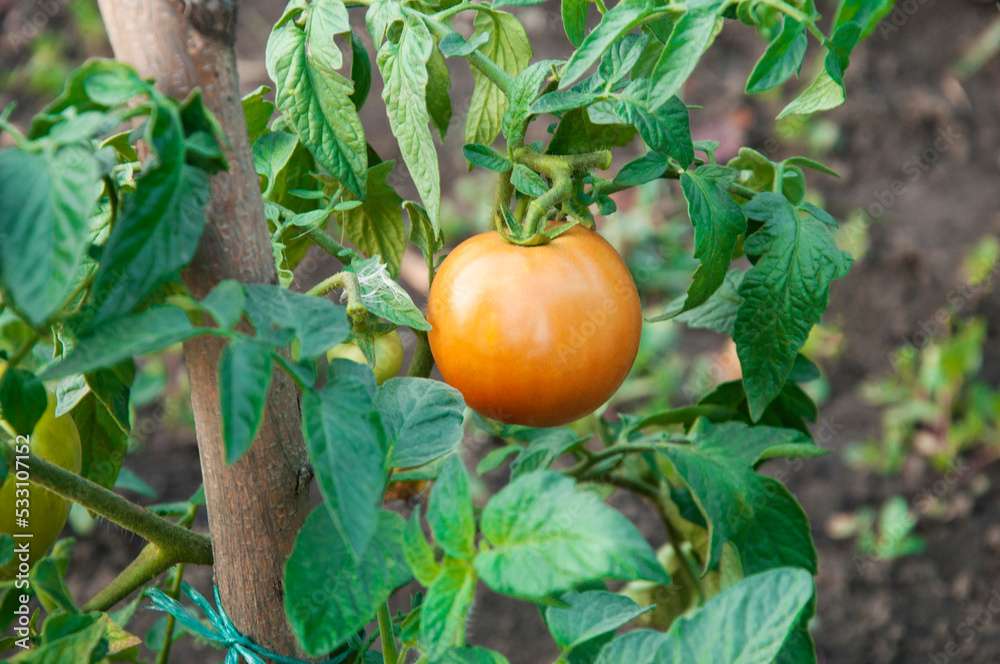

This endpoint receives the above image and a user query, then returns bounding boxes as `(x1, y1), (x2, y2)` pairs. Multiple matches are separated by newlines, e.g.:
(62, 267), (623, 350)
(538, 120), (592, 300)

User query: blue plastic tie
(145, 582), (350, 664)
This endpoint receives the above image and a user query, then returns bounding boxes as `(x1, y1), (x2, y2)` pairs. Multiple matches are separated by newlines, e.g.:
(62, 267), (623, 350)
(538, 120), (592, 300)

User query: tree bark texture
(95, 1), (312, 658)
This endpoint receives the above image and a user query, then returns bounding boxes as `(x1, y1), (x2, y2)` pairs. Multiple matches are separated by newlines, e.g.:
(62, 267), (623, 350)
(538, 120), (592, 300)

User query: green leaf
(679, 165), (747, 311)
(509, 428), (581, 479)
(441, 647), (510, 664)
(0, 369), (47, 436)
(530, 90), (599, 115)
(284, 507), (411, 656)
(0, 146), (97, 325)
(463, 144), (511, 173)
(476, 445), (522, 476)
(699, 378), (819, 437)
(338, 161), (406, 277)
(439, 32), (491, 57)
(42, 306), (199, 380)
(420, 564), (477, 660)
(728, 146), (776, 193)
(734, 192), (851, 419)
(511, 164), (549, 198)
(83, 361), (133, 434)
(562, 0), (590, 47)
(306, 0), (351, 73)
(349, 33), (373, 110)
(242, 85), (275, 144)
(219, 337), (274, 465)
(253, 130), (301, 198)
(427, 45), (454, 140)
(88, 109), (211, 324)
(242, 284), (350, 357)
(266, 8), (368, 199)
(113, 466), (157, 498)
(502, 59), (560, 147)
(8, 613), (107, 663)
(598, 33), (650, 88)
(378, 377), (465, 468)
(545, 591), (651, 653)
(560, 0), (656, 89)
(377, 14), (441, 227)
(655, 419), (823, 570)
(475, 471), (668, 599)
(493, 0), (546, 6)
(71, 393), (128, 489)
(783, 156), (840, 178)
(834, 0), (893, 39)
(427, 455), (476, 560)
(55, 375), (89, 418)
(746, 16), (807, 92)
(654, 268), (743, 332)
(547, 108), (636, 155)
(198, 279), (245, 329)
(30, 558), (77, 613)
(465, 11), (532, 147)
(614, 151), (671, 186)
(602, 85), (693, 167)
(824, 22), (861, 86)
(594, 568), (815, 664)
(349, 255), (432, 330)
(645, 0), (724, 111)
(301, 360), (389, 558)
(777, 69), (845, 119)
(404, 505), (441, 586)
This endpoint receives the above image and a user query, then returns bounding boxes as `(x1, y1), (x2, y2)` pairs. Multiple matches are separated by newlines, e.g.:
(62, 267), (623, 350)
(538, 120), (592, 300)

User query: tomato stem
(3, 443), (214, 589)
(306, 271), (367, 323)
(407, 330), (436, 379)
(154, 562), (187, 664)
(82, 543), (175, 612)
(418, 11), (515, 98)
(378, 602), (400, 664)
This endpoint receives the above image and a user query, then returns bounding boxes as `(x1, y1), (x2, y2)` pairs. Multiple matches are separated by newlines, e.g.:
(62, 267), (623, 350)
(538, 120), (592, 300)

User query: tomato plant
(0, 0), (895, 662)
(428, 226), (642, 427)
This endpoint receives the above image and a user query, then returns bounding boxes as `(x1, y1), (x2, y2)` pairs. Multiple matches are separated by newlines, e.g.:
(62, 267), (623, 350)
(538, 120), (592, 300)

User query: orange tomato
(427, 226), (642, 427)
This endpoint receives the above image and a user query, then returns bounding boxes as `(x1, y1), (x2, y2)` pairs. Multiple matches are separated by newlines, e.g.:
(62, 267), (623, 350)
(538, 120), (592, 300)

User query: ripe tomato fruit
(427, 226), (642, 427)
(326, 330), (404, 385)
(0, 390), (83, 581)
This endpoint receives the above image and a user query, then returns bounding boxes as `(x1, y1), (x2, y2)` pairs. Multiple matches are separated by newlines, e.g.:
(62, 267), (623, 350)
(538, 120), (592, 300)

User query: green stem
(154, 563), (187, 664)
(5, 444), (213, 567)
(407, 330), (435, 378)
(516, 148), (613, 178)
(4, 332), (40, 369)
(378, 602), (400, 664)
(305, 227), (355, 263)
(523, 171), (572, 236)
(82, 543), (176, 612)
(306, 271), (367, 322)
(418, 11), (514, 97)
(658, 508), (705, 606)
(492, 170), (514, 231)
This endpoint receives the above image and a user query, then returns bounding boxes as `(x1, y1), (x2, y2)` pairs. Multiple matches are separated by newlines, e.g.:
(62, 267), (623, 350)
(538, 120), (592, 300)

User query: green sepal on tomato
(0, 364), (83, 581)
(427, 225), (642, 428)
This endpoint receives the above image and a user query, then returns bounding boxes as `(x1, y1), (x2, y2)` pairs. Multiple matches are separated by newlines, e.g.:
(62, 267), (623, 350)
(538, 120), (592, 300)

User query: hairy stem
(306, 270), (367, 323)
(658, 508), (705, 606)
(418, 12), (514, 97)
(378, 602), (400, 664)
(407, 330), (435, 378)
(5, 444), (213, 567)
(305, 227), (355, 262)
(82, 543), (175, 612)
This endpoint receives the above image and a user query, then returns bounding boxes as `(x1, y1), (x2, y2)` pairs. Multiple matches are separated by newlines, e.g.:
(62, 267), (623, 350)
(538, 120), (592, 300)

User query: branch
(82, 543), (175, 612)
(417, 11), (514, 98)
(306, 270), (367, 323)
(6, 444), (213, 566)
